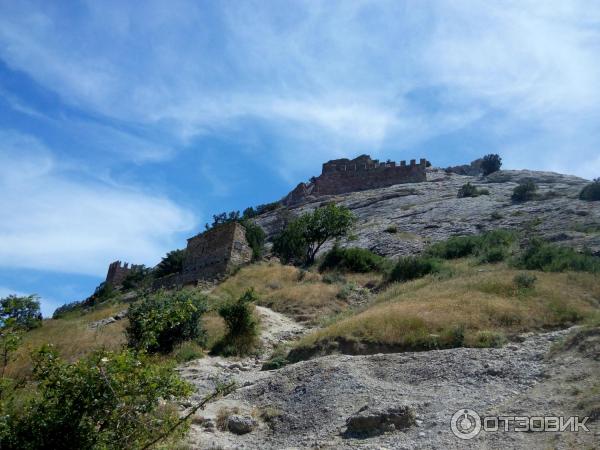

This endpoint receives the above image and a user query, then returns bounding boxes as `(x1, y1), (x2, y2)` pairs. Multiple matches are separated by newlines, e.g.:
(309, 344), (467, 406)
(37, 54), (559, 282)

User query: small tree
(0, 295), (42, 330)
(274, 204), (355, 265)
(579, 178), (600, 201)
(214, 289), (259, 356)
(126, 290), (208, 353)
(154, 249), (186, 278)
(481, 154), (502, 176)
(241, 220), (266, 260)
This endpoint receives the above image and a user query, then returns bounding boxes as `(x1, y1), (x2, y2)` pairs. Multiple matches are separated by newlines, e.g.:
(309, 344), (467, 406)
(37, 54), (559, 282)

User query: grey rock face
(256, 169), (600, 257)
(227, 415), (258, 435)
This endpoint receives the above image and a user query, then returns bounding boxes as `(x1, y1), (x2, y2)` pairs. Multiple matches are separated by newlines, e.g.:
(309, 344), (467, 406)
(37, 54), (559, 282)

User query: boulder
(345, 405), (416, 436)
(227, 415), (258, 435)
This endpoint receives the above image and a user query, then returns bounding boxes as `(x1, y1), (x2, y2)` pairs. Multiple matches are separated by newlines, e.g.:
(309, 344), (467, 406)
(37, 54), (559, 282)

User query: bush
(0, 295), (42, 331)
(121, 266), (153, 291)
(384, 225), (398, 233)
(173, 341), (204, 363)
(426, 230), (516, 263)
(0, 347), (191, 450)
(515, 240), (600, 273)
(319, 246), (386, 273)
(213, 289), (259, 356)
(126, 290), (208, 354)
(481, 154), (502, 176)
(241, 220), (266, 260)
(273, 204), (355, 265)
(457, 183), (490, 198)
(389, 256), (442, 282)
(154, 249), (186, 278)
(470, 330), (506, 348)
(511, 180), (537, 202)
(513, 273), (537, 290)
(579, 178), (600, 201)
(51, 301), (82, 319)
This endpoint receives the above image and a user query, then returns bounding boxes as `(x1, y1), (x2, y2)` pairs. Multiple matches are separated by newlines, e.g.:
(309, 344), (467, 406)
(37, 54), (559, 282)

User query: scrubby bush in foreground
(388, 256), (442, 282)
(213, 289), (259, 356)
(319, 246), (387, 273)
(0, 347), (191, 450)
(579, 178), (600, 201)
(127, 290), (208, 354)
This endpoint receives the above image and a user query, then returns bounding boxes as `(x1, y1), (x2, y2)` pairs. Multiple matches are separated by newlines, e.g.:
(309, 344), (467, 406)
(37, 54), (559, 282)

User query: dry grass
(297, 262), (600, 351)
(214, 261), (380, 324)
(6, 302), (127, 379)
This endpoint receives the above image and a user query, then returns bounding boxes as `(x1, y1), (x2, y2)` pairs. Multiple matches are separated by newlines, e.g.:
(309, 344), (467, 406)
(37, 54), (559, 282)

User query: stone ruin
(283, 154), (428, 205)
(105, 261), (144, 287)
(153, 221), (253, 289)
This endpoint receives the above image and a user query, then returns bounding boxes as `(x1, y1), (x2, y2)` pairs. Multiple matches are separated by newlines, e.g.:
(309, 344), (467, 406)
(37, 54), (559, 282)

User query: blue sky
(1, 1), (599, 316)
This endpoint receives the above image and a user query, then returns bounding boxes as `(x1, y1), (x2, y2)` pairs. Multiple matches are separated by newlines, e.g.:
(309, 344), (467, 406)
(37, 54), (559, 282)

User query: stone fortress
(283, 154), (427, 205)
(105, 222), (252, 289)
(106, 154), (428, 288)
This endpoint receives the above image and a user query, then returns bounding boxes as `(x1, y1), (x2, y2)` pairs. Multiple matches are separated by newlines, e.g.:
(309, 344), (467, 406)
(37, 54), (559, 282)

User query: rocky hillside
(256, 169), (600, 257)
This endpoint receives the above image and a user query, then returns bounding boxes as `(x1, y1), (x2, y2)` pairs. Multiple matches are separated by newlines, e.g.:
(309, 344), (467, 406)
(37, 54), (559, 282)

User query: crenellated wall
(283, 154), (427, 205)
(105, 261), (143, 286)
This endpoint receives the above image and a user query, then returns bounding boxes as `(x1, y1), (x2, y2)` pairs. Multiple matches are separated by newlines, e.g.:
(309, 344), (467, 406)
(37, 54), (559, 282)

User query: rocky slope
(183, 320), (599, 449)
(256, 169), (600, 257)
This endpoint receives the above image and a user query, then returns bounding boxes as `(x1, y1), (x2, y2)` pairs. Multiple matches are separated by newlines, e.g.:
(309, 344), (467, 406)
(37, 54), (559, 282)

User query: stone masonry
(283, 154), (427, 205)
(154, 221), (253, 289)
(105, 261), (143, 286)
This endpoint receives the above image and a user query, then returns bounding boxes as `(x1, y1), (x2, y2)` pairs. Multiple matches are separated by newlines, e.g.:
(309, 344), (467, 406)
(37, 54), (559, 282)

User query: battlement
(105, 260), (143, 286)
(283, 154), (428, 205)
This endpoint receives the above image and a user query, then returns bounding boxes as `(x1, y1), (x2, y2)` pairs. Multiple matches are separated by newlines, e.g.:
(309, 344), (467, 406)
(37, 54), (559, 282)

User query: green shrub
(213, 289), (259, 356)
(515, 240), (600, 273)
(426, 230), (516, 262)
(0, 347), (191, 450)
(579, 178), (600, 201)
(457, 183), (490, 198)
(241, 220), (266, 260)
(121, 266), (153, 290)
(154, 249), (186, 278)
(384, 225), (398, 233)
(389, 256), (442, 282)
(471, 330), (506, 348)
(481, 154), (502, 176)
(173, 341), (204, 363)
(513, 273), (537, 290)
(321, 272), (346, 284)
(126, 290), (208, 354)
(319, 246), (386, 273)
(0, 295), (42, 331)
(490, 211), (503, 221)
(511, 180), (537, 202)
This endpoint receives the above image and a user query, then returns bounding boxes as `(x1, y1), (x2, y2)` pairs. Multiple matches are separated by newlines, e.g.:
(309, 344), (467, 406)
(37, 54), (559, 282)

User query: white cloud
(0, 131), (196, 276)
(1, 1), (600, 177)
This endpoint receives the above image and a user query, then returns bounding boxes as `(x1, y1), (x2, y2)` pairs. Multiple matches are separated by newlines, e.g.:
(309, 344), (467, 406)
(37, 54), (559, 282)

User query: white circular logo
(451, 409), (482, 440)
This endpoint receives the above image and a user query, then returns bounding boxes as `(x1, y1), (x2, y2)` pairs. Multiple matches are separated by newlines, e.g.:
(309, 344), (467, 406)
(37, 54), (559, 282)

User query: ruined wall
(105, 261), (143, 286)
(283, 155), (427, 205)
(154, 222), (252, 289)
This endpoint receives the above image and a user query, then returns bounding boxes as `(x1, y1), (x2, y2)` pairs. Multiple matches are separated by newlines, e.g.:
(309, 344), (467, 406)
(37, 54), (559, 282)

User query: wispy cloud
(0, 131), (196, 276)
(1, 1), (598, 178)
